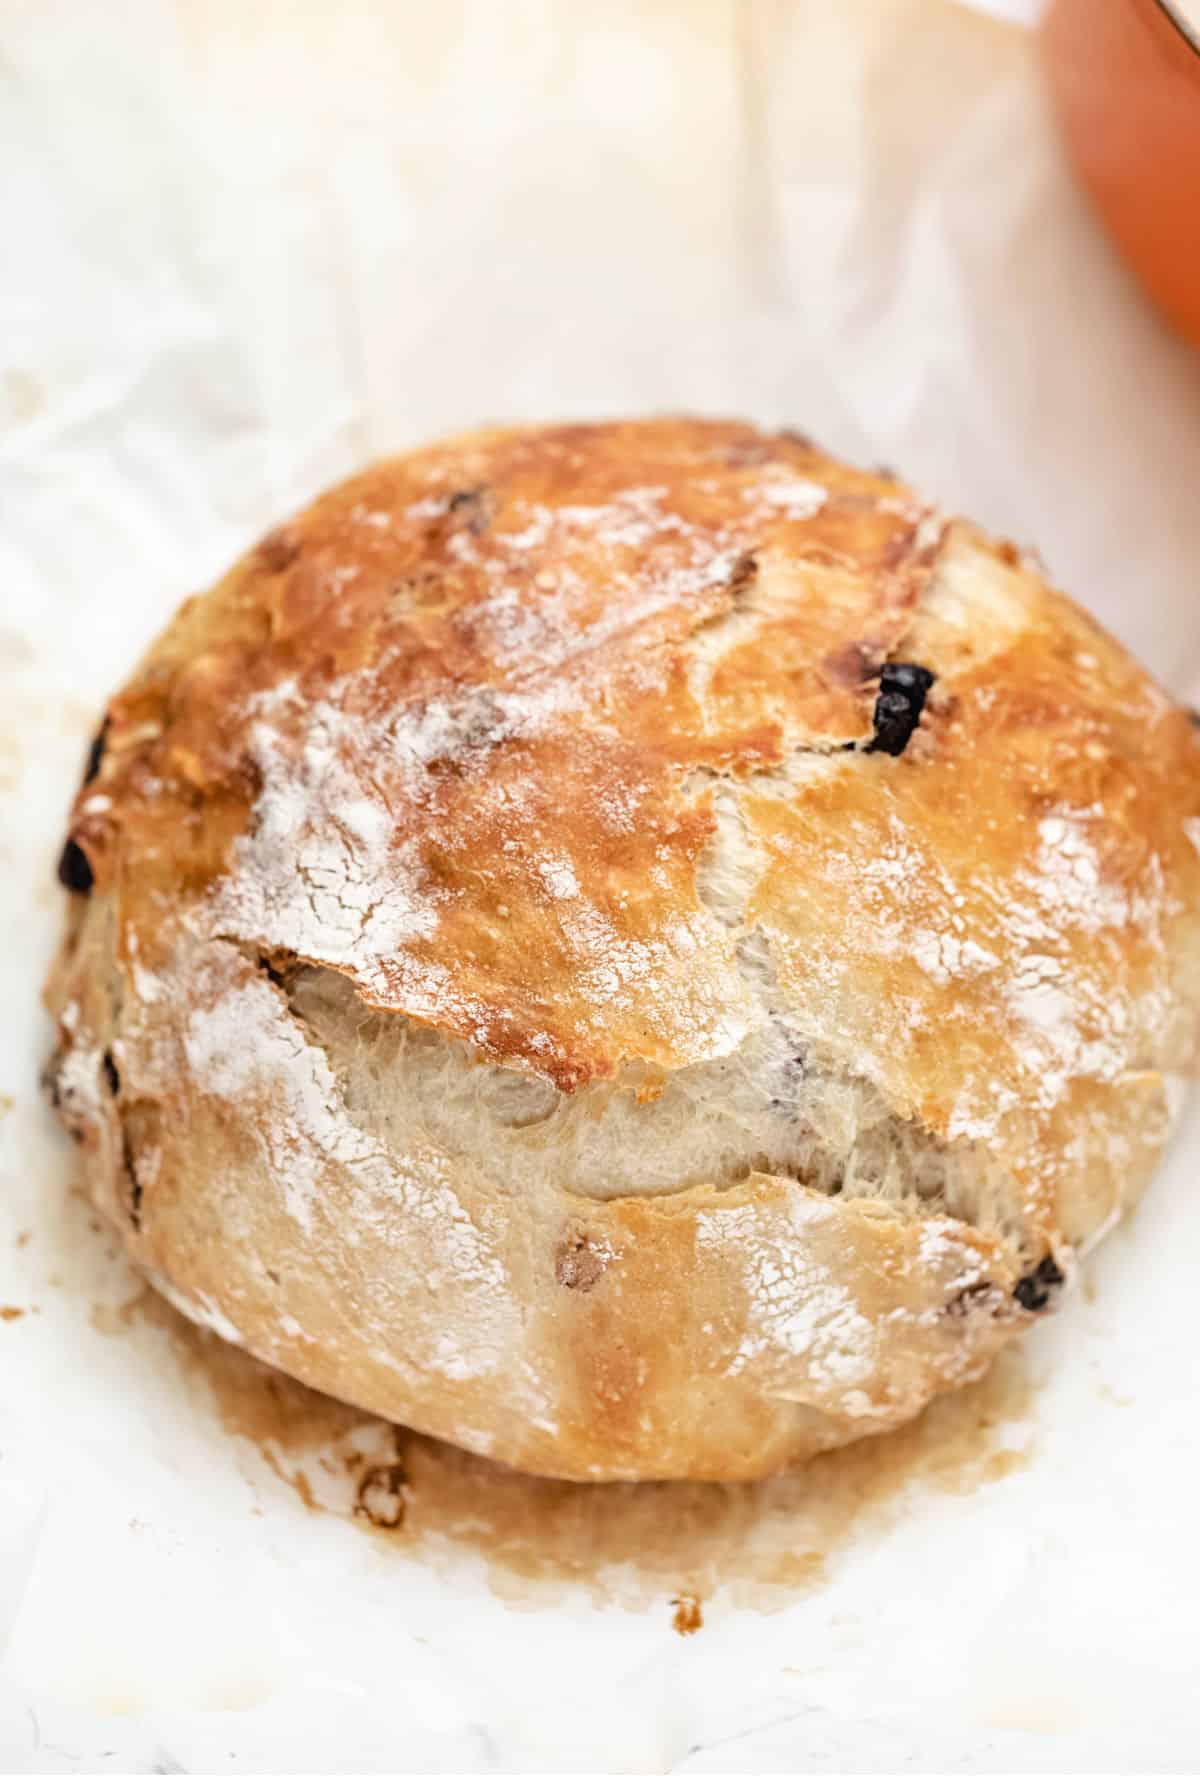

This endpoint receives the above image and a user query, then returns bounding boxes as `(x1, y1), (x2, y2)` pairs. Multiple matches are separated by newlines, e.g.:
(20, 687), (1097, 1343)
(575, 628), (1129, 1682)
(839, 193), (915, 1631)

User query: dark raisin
(82, 718), (110, 786)
(102, 1050), (120, 1096)
(57, 838), (94, 894)
(1014, 1275), (1048, 1311)
(1189, 708), (1200, 730)
(867, 662), (935, 757)
(1014, 1254), (1065, 1312)
(446, 486), (490, 533)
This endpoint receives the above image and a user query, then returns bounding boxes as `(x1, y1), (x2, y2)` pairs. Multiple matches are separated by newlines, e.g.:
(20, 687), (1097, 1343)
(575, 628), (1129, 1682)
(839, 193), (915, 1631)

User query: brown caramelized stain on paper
(672, 1593), (704, 1636)
(103, 1286), (1033, 1617)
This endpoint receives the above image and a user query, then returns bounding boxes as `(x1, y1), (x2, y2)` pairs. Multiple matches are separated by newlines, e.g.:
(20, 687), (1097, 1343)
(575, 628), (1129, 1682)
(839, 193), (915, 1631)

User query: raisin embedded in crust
(1014, 1254), (1065, 1312)
(867, 662), (936, 757)
(57, 837), (94, 894)
(445, 486), (491, 534)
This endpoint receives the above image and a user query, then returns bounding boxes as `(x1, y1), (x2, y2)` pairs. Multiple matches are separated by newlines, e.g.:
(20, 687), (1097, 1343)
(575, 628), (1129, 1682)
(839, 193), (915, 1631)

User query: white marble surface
(3, 1), (1200, 1770)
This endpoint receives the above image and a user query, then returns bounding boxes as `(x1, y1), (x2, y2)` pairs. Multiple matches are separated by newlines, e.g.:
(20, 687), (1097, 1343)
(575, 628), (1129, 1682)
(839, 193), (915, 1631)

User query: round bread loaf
(44, 418), (1200, 1481)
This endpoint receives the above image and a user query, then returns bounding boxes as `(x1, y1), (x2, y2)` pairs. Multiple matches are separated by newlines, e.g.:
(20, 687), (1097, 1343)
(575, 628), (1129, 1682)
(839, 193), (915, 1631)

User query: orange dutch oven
(1042, 0), (1200, 347)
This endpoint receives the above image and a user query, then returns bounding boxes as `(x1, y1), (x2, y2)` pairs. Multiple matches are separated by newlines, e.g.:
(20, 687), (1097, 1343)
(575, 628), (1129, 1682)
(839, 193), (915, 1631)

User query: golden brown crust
(43, 418), (1200, 1480)
(61, 419), (951, 1088)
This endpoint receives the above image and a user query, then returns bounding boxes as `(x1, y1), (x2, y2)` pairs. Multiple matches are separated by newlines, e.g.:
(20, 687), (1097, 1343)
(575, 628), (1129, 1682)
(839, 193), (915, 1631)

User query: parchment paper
(3, 1), (1200, 1769)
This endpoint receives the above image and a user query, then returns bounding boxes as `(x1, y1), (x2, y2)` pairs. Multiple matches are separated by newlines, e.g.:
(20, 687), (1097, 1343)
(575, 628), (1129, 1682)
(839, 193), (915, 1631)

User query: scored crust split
(43, 418), (1200, 1481)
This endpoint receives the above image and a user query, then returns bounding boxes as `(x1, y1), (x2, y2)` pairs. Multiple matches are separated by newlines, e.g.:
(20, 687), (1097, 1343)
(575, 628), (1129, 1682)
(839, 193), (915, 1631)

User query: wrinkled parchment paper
(3, 1), (1200, 1769)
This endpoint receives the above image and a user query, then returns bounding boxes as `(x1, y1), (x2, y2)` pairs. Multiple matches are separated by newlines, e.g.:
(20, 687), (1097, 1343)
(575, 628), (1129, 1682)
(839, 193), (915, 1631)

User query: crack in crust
(120, 1115), (142, 1229)
(227, 935), (1034, 1270)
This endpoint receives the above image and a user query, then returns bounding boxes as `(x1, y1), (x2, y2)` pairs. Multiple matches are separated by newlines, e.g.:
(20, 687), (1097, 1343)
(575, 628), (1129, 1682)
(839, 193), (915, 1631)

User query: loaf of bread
(43, 418), (1200, 1480)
